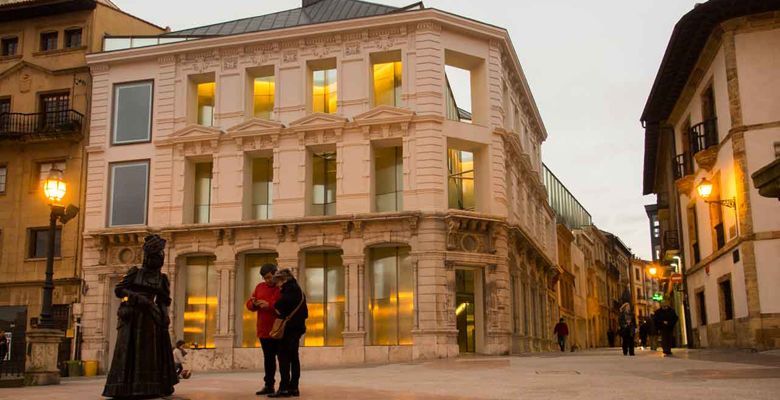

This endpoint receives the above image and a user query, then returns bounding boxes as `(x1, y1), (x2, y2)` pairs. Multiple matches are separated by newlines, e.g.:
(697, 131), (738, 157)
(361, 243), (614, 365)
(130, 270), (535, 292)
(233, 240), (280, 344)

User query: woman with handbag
(268, 268), (308, 398)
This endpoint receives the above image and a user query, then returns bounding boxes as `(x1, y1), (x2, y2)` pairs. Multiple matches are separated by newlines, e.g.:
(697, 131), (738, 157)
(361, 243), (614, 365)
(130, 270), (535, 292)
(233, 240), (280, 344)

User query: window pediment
(156, 124), (224, 146)
(353, 105), (414, 127)
(288, 112), (348, 133)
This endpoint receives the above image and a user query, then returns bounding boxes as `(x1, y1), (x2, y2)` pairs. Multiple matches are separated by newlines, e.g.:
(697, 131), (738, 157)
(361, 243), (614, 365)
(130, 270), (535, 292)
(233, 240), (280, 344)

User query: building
(575, 226), (610, 347)
(0, 0), (163, 366)
(629, 257), (659, 322)
(79, 0), (560, 372)
(641, 0), (780, 349)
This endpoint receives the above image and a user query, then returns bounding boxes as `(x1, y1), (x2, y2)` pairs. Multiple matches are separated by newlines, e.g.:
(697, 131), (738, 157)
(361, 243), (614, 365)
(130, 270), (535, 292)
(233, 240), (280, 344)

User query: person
(103, 235), (178, 399)
(638, 318), (649, 350)
(245, 263), (281, 395)
(0, 330), (8, 365)
(607, 327), (616, 347)
(648, 312), (658, 351)
(173, 340), (191, 379)
(654, 302), (679, 356)
(618, 303), (636, 356)
(268, 269), (308, 398)
(553, 318), (569, 352)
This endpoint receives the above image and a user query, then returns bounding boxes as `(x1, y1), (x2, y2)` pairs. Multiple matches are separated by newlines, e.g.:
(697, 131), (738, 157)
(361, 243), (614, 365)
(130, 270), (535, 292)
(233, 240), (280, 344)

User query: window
(108, 161), (149, 226)
(239, 253), (278, 347)
(687, 206), (700, 264)
(253, 75), (275, 119)
(64, 28), (82, 48)
(38, 160), (66, 185)
(719, 279), (734, 321)
(251, 157), (273, 219)
(1, 37), (18, 56)
(40, 31), (58, 51)
(193, 162), (212, 224)
(112, 81), (153, 144)
(40, 92), (70, 127)
(311, 152), (336, 216)
(0, 165), (6, 194)
(304, 251), (344, 346)
(312, 66), (337, 113)
(372, 56), (402, 107)
(444, 50), (486, 124)
(375, 146), (402, 212)
(708, 173), (724, 251)
(28, 227), (61, 259)
(197, 82), (215, 126)
(183, 256), (218, 349)
(0, 98), (9, 114)
(774, 142), (780, 159)
(369, 247), (413, 345)
(696, 290), (707, 326)
(448, 149), (475, 210)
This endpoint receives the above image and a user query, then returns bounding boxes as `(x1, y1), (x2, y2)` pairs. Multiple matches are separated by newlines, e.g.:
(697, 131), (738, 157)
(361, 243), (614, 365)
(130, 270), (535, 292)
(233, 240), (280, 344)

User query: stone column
(211, 253), (235, 369)
(25, 328), (65, 385)
(341, 250), (366, 364)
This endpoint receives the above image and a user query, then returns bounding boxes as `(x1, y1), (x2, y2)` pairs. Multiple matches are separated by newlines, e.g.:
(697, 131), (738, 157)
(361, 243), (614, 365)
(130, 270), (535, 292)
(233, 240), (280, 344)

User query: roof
(0, 0), (106, 22)
(641, 0), (780, 195)
(166, 0), (408, 37)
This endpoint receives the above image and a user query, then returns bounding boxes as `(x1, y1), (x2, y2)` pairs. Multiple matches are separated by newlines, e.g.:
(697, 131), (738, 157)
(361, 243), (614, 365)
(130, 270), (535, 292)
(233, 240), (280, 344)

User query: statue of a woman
(103, 235), (178, 399)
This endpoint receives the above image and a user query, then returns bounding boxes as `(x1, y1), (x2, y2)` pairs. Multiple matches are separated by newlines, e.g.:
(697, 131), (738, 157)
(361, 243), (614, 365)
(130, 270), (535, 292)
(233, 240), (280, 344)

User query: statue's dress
(102, 266), (178, 398)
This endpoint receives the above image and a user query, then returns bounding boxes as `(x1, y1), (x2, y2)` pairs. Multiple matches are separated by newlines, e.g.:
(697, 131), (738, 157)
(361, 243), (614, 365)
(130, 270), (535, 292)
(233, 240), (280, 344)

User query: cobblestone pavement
(2, 348), (780, 400)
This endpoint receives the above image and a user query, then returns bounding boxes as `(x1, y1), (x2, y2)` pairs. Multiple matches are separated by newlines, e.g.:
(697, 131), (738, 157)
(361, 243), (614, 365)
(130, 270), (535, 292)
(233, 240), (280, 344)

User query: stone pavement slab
(1, 348), (779, 400)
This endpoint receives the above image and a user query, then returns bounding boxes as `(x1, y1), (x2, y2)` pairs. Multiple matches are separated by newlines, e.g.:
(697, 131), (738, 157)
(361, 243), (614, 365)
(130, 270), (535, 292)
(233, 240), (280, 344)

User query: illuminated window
(311, 152), (336, 216)
(253, 75), (275, 119)
(194, 162), (212, 223)
(239, 253), (278, 347)
(447, 149), (475, 210)
(252, 157), (273, 219)
(372, 61), (402, 107)
(312, 68), (337, 114)
(183, 256), (218, 349)
(375, 146), (402, 212)
(368, 247), (413, 345)
(197, 82), (215, 126)
(304, 251), (344, 347)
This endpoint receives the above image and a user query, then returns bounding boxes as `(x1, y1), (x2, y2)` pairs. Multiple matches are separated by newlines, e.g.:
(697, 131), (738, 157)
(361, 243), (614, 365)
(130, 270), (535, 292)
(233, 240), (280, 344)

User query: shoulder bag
(269, 294), (305, 339)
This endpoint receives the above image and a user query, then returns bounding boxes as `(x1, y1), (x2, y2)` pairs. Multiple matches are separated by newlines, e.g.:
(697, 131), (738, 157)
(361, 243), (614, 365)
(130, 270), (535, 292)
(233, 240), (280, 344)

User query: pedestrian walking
(246, 263), (281, 396)
(618, 303), (636, 356)
(269, 268), (308, 398)
(648, 313), (658, 351)
(653, 302), (678, 356)
(553, 318), (569, 352)
(638, 319), (649, 350)
(173, 340), (191, 379)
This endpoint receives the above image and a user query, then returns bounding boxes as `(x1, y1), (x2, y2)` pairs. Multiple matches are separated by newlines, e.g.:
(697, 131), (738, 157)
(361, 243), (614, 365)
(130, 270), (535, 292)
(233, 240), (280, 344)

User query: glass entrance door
(456, 269), (476, 353)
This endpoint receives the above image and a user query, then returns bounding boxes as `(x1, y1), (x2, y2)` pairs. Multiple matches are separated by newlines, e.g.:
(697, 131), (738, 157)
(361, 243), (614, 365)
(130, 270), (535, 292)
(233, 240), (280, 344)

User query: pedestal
(24, 328), (65, 386)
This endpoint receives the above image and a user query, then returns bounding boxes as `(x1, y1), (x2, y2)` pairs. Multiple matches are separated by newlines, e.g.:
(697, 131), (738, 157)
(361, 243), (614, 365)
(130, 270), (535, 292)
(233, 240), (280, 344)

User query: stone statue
(103, 235), (178, 399)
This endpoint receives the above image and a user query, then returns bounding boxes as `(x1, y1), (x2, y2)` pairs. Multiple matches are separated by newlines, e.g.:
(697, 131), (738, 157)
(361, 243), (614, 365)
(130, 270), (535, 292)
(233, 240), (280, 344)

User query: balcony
(0, 110), (84, 142)
(689, 118), (718, 153)
(673, 152), (694, 180)
(662, 230), (680, 255)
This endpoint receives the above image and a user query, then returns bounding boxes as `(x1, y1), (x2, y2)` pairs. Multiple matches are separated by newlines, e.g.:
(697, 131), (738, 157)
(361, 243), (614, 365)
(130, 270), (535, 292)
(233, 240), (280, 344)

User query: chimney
(303, 0), (324, 7)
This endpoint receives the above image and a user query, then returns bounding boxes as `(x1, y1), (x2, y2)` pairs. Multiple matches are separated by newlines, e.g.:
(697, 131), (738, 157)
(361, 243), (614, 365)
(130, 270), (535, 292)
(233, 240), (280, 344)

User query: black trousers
(621, 333), (635, 355)
(260, 338), (279, 388)
(661, 329), (674, 354)
(640, 334), (648, 348)
(277, 333), (302, 391)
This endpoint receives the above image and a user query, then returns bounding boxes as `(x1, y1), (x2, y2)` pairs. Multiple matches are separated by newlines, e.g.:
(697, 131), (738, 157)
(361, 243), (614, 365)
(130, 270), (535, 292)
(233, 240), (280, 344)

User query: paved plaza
(2, 348), (780, 400)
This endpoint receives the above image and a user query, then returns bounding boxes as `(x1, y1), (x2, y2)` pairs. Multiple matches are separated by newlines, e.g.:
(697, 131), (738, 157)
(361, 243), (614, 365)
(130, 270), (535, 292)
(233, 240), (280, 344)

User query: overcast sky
(116, 0), (701, 259)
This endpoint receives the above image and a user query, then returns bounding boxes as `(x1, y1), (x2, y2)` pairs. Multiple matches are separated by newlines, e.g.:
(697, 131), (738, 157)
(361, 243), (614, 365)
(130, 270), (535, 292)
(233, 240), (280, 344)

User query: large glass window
(312, 68), (337, 114)
(240, 253), (278, 347)
(447, 149), (475, 210)
(194, 162), (212, 224)
(369, 247), (413, 345)
(375, 146), (402, 212)
(197, 82), (215, 126)
(373, 61), (402, 107)
(183, 256), (218, 349)
(112, 81), (153, 144)
(253, 75), (275, 119)
(311, 152), (336, 216)
(252, 157), (273, 219)
(109, 161), (149, 226)
(304, 251), (344, 347)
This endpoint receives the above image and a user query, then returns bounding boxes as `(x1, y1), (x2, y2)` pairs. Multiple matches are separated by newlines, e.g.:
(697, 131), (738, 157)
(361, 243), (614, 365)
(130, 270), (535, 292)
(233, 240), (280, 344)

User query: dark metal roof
(641, 0), (780, 195)
(166, 0), (401, 37)
(0, 0), (97, 22)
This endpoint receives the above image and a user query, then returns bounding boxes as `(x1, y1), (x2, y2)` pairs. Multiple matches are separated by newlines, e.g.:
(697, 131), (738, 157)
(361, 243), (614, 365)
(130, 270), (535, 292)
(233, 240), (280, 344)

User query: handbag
(269, 294), (305, 339)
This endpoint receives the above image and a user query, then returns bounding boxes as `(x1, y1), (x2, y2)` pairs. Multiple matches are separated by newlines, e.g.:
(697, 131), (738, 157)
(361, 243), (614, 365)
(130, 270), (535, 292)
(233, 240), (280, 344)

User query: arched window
(368, 246), (413, 345)
(303, 250), (344, 346)
(182, 256), (218, 349)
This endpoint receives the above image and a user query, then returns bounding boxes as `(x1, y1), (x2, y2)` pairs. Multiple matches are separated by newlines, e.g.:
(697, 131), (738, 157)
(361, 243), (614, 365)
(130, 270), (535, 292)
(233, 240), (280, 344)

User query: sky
(116, 0), (702, 260)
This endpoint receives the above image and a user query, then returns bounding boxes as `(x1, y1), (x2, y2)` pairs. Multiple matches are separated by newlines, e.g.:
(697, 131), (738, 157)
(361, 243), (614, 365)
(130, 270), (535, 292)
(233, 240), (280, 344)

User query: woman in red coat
(245, 263), (281, 395)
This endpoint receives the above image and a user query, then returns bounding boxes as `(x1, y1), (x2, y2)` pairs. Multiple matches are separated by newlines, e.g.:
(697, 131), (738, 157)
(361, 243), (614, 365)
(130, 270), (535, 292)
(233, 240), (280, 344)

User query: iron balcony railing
(673, 152), (694, 180)
(0, 110), (84, 140)
(689, 117), (718, 153)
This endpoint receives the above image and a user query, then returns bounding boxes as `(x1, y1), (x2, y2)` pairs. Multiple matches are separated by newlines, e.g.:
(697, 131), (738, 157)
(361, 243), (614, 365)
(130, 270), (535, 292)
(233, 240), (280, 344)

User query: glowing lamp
(697, 178), (714, 199)
(648, 266), (658, 277)
(43, 168), (66, 204)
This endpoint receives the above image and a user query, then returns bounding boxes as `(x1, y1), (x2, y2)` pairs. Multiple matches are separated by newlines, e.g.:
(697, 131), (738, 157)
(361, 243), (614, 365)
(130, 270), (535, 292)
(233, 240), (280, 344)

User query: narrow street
(3, 348), (780, 400)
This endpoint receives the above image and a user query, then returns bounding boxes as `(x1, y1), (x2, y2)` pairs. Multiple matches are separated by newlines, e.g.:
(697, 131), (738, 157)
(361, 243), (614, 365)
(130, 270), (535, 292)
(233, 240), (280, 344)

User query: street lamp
(38, 168), (79, 329)
(697, 178), (736, 209)
(648, 266), (658, 277)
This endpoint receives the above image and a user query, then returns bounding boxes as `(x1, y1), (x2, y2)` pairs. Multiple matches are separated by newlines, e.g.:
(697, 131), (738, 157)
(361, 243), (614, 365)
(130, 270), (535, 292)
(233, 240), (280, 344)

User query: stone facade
(79, 6), (559, 372)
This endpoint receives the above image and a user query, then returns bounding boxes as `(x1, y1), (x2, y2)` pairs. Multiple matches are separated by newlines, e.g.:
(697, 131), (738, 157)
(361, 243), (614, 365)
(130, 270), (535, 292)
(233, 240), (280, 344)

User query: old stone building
(78, 0), (559, 371)
(642, 0), (780, 349)
(0, 0), (162, 364)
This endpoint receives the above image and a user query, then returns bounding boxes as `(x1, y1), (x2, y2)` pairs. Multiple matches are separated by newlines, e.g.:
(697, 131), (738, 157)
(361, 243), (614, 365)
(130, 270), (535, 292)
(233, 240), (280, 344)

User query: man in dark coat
(653, 303), (679, 356)
(648, 313), (658, 351)
(638, 319), (649, 350)
(553, 318), (569, 352)
(618, 303), (636, 356)
(269, 269), (308, 398)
